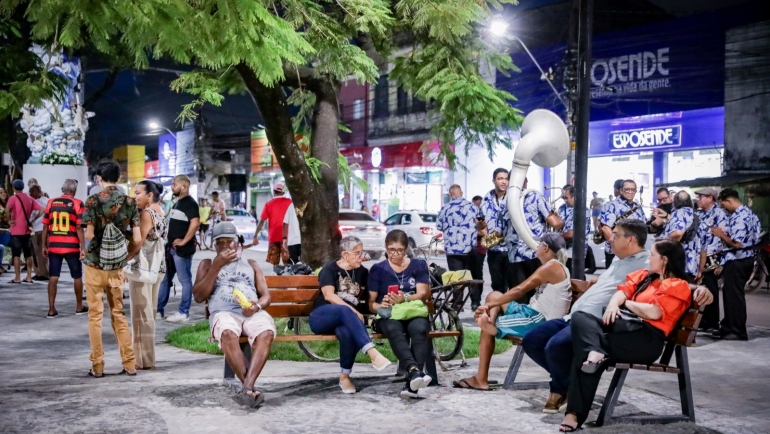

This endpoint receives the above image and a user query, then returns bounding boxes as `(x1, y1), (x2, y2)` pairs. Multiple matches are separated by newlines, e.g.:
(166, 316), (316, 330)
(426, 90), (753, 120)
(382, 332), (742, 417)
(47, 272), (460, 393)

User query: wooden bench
(221, 275), (462, 386)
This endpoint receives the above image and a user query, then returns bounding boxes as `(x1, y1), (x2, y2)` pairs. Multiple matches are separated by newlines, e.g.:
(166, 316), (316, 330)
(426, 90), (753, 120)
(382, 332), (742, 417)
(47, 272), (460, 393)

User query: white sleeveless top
(529, 259), (572, 320)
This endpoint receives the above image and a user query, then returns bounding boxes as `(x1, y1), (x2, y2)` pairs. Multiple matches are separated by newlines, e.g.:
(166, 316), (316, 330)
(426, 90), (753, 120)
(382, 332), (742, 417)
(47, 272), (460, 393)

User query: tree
(6, 0), (524, 267)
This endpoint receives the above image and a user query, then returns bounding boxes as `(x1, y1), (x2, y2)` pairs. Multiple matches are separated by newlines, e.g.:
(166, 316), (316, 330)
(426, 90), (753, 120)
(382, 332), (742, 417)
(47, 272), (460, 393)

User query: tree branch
(83, 68), (120, 109)
(281, 64), (319, 89)
(355, 33), (387, 72)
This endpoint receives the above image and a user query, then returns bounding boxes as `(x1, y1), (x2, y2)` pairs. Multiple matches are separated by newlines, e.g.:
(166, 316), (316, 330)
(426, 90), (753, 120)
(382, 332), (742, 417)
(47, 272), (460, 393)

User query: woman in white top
(454, 233), (572, 391)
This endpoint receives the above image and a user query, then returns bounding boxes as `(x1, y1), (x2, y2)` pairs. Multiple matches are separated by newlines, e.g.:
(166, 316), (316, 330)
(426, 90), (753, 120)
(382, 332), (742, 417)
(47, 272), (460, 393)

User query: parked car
(339, 209), (386, 259)
(225, 208), (257, 241)
(383, 210), (443, 251)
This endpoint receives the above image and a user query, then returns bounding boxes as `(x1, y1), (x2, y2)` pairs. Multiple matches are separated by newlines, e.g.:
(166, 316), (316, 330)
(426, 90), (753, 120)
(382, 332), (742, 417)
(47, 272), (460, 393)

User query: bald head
(62, 179), (78, 195)
(449, 184), (463, 199)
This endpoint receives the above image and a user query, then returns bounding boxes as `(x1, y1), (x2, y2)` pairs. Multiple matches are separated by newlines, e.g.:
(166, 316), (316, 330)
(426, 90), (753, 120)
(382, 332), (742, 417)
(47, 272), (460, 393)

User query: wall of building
(723, 20), (770, 173)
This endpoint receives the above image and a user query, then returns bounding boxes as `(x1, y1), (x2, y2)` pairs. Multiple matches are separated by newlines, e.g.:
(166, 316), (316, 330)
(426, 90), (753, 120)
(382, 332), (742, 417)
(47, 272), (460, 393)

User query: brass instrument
(592, 187), (644, 244)
(702, 252), (721, 273)
(481, 231), (505, 249)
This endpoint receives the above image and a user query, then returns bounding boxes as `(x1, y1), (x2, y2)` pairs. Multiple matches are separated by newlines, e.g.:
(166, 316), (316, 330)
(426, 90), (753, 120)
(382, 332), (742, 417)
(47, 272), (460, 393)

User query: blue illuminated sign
(609, 125), (682, 151)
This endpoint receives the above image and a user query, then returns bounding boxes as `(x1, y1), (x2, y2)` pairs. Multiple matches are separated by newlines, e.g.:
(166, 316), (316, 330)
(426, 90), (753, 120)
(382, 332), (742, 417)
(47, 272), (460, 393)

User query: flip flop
(22, 279), (34, 284)
(8, 280), (22, 284)
(580, 357), (608, 374)
(452, 379), (491, 391)
(87, 369), (104, 378)
(119, 368), (137, 376)
(233, 387), (265, 408)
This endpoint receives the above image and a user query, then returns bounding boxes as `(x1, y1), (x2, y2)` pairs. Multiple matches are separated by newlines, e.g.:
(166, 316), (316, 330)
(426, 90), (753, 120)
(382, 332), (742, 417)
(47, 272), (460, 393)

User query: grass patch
(166, 318), (513, 363)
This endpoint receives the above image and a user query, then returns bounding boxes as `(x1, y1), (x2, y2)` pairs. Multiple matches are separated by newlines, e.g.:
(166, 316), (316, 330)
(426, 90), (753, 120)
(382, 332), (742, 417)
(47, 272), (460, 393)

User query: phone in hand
(387, 285), (399, 295)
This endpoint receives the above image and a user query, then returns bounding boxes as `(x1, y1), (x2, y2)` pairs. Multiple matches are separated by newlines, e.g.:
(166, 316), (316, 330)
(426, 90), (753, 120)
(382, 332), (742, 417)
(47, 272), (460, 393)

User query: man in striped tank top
(42, 180), (86, 318)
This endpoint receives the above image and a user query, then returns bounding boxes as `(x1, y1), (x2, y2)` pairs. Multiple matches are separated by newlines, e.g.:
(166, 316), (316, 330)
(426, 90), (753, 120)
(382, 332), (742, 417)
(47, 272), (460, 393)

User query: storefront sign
(176, 129), (195, 175)
(371, 147), (382, 168)
(610, 125), (682, 151)
(145, 160), (159, 178)
(158, 133), (177, 177)
(339, 141), (448, 171)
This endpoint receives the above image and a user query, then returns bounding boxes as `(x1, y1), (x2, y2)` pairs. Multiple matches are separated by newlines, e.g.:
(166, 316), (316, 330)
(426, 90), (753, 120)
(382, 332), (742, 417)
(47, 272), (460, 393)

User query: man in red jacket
(249, 184), (292, 265)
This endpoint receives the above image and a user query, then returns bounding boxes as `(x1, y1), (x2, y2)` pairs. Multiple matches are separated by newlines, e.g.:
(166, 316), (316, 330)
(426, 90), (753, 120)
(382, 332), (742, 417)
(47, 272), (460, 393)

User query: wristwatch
(255, 302), (262, 312)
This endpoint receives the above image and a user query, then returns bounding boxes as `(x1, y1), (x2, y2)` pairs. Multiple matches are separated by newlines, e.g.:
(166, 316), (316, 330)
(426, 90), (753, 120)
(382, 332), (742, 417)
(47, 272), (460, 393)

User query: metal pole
(571, 0), (593, 280)
(514, 36), (569, 111)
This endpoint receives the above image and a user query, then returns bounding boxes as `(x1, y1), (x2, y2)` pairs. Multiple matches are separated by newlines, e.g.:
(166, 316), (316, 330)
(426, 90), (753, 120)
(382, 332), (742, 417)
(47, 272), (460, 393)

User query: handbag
(391, 300), (429, 320)
(603, 306), (644, 333)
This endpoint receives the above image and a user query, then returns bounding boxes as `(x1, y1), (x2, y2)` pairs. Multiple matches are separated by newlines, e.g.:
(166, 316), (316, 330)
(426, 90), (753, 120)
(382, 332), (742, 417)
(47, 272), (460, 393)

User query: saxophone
(702, 252), (722, 273)
(481, 231), (505, 249)
(592, 193), (644, 244)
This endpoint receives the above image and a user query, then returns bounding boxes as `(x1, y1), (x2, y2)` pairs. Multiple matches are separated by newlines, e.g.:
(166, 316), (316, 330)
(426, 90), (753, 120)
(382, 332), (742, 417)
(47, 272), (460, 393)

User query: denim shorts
(49, 252), (83, 278)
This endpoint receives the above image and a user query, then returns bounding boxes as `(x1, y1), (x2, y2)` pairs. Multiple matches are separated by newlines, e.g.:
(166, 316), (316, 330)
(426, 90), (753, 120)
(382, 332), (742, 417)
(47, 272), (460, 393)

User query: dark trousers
(448, 253), (481, 306)
(720, 257), (753, 339)
(309, 304), (373, 371)
(521, 318), (572, 395)
(288, 244), (301, 264)
(700, 270), (721, 330)
(604, 252), (615, 268)
(506, 257), (541, 304)
(470, 250), (485, 305)
(379, 317), (431, 371)
(487, 250), (508, 293)
(567, 311), (665, 426)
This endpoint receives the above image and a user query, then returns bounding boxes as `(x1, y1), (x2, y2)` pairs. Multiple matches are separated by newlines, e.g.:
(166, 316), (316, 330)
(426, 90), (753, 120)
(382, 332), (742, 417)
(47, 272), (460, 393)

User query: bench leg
(224, 340), (253, 381)
(426, 338), (439, 386)
(502, 345), (524, 390)
(676, 346), (696, 423)
(595, 368), (628, 427)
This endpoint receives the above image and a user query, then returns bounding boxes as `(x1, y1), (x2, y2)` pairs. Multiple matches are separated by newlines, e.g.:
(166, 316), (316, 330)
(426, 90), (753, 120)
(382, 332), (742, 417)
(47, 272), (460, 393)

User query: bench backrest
(668, 300), (704, 347)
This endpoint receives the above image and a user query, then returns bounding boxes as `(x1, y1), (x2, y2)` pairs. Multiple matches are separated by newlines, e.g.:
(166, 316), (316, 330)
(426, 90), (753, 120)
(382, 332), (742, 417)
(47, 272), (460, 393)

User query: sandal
(452, 379), (491, 391)
(87, 369), (104, 378)
(119, 368), (137, 376)
(233, 387), (265, 408)
(580, 357), (608, 374)
(8, 280), (22, 284)
(559, 423), (581, 432)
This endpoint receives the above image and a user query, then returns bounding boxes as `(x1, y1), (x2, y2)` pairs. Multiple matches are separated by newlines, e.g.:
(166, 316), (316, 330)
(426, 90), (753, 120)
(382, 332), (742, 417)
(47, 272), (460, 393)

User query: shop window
(397, 88), (409, 115)
(353, 99), (364, 120)
(384, 214), (401, 225)
(374, 76), (389, 119)
(412, 95), (427, 113)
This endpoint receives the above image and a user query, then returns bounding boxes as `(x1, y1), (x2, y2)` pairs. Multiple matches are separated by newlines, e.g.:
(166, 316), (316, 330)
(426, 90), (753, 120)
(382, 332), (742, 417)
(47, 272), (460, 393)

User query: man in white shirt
(29, 185), (50, 281)
(282, 203), (301, 264)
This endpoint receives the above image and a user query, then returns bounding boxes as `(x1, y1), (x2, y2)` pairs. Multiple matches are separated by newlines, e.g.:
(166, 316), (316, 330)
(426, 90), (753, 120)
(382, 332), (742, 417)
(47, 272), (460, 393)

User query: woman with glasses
(368, 229), (433, 398)
(309, 235), (391, 394)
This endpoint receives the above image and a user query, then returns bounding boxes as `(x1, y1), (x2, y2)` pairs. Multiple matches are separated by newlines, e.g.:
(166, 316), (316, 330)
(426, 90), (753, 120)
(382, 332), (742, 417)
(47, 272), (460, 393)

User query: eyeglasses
(622, 188), (638, 193)
(386, 248), (406, 256)
(344, 250), (364, 258)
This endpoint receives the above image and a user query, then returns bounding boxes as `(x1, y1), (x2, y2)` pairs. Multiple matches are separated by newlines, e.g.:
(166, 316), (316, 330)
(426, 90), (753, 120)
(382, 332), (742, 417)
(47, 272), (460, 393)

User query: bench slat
(503, 336), (523, 344)
(265, 275), (319, 289)
(243, 330), (462, 343)
(269, 289), (319, 303)
(264, 304), (314, 317)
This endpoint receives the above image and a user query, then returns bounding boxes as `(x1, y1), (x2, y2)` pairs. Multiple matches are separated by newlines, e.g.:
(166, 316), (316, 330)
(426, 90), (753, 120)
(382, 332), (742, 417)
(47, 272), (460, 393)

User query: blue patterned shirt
(695, 205), (728, 256)
(660, 207), (702, 276)
(558, 204), (591, 237)
(599, 197), (647, 254)
(722, 205), (761, 264)
(437, 198), (479, 255)
(481, 190), (509, 253)
(512, 191), (552, 262)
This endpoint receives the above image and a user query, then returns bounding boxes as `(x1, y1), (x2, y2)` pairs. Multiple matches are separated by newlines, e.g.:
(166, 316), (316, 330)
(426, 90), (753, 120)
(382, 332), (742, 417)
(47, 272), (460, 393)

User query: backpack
(97, 197), (128, 270)
(681, 213), (700, 244)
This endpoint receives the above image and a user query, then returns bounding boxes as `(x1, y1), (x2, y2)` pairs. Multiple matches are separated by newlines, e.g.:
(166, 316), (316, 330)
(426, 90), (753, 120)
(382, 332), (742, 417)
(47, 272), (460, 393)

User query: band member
(558, 186), (595, 274)
(598, 179), (646, 267)
(437, 185), (479, 274)
(647, 187), (673, 236)
(508, 178), (562, 304)
(654, 191), (703, 282)
(694, 187), (728, 332)
(711, 188), (761, 341)
(481, 169), (511, 294)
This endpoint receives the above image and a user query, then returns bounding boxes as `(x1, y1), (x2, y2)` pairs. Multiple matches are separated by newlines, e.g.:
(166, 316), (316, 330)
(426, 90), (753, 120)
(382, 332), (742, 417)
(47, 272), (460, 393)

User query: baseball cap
(212, 222), (238, 241)
(534, 233), (566, 252)
(12, 179), (24, 190)
(694, 187), (719, 198)
(273, 183), (285, 194)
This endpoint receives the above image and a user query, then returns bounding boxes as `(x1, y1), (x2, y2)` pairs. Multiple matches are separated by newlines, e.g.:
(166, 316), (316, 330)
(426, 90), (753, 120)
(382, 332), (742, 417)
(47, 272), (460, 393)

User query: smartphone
(387, 285), (399, 295)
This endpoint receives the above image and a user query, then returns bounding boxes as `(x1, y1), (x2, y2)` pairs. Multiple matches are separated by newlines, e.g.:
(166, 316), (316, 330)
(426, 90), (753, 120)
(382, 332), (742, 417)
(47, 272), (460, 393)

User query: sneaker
(156, 312), (164, 320)
(399, 383), (420, 399)
(408, 369), (432, 391)
(543, 392), (567, 414)
(75, 306), (89, 315)
(166, 312), (190, 323)
(46, 311), (58, 319)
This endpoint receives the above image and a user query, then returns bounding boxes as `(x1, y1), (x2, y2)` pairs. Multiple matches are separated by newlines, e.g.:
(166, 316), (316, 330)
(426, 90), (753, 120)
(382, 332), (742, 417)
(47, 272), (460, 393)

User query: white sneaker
(155, 312), (164, 320)
(166, 312), (189, 323)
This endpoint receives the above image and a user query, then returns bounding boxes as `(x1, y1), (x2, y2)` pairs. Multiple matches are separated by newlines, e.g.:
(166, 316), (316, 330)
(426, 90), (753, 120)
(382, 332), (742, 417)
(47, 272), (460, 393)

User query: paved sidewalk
(1, 250), (769, 434)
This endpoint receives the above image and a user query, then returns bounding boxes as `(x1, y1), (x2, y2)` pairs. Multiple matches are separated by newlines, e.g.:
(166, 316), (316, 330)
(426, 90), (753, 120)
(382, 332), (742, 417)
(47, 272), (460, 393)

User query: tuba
(506, 110), (571, 250)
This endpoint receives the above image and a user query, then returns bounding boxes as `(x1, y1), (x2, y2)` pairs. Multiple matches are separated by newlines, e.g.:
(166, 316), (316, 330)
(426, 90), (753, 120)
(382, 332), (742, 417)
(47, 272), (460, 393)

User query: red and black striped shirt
(42, 195), (84, 255)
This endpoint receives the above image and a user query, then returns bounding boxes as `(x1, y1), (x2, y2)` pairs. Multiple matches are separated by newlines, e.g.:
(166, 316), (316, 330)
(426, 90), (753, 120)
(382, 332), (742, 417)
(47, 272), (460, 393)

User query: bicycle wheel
(431, 305), (464, 361)
(293, 317), (341, 362)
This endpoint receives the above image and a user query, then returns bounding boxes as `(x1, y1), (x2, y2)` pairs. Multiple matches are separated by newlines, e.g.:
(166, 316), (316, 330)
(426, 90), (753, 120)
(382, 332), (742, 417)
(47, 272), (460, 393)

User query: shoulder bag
(124, 211), (165, 283)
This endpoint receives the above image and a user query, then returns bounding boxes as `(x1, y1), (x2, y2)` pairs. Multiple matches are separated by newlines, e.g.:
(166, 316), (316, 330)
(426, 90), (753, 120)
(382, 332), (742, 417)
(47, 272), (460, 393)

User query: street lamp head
(490, 17), (509, 37)
(148, 121), (160, 130)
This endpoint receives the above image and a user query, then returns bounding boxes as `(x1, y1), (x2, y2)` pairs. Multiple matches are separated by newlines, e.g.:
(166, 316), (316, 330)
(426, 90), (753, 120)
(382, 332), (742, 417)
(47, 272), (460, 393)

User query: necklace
(390, 261), (408, 290)
(340, 263), (355, 282)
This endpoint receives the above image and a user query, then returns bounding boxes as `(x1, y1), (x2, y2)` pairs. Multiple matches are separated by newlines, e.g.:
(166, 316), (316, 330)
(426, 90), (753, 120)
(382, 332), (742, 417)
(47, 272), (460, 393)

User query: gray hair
(340, 236), (363, 252)
(61, 179), (78, 194)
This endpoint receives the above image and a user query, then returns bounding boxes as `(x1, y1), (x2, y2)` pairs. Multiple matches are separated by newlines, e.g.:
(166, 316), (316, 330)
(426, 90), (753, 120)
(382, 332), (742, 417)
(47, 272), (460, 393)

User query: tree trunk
(236, 65), (341, 268)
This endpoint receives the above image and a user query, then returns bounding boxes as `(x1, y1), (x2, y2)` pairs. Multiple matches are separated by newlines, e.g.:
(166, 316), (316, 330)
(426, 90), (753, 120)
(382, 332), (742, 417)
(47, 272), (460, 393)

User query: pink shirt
(6, 193), (42, 236)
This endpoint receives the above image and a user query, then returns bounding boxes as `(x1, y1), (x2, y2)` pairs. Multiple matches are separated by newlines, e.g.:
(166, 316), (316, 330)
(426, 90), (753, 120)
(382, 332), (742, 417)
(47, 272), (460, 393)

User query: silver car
(339, 209), (386, 259)
(383, 210), (443, 251)
(225, 209), (257, 242)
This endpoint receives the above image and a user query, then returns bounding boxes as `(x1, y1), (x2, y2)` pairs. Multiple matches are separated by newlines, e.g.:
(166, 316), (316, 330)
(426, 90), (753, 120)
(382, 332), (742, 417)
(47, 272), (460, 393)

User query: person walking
(42, 179), (87, 318)
(282, 202), (301, 264)
(209, 191), (226, 228)
(126, 180), (168, 369)
(29, 184), (50, 281)
(82, 160), (142, 377)
(0, 187), (10, 275)
(249, 184), (292, 266)
(6, 179), (42, 284)
(159, 175), (200, 323)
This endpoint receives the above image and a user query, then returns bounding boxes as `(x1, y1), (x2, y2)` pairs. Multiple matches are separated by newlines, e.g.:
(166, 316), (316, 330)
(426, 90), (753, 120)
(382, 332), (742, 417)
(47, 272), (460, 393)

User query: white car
(225, 209), (257, 241)
(383, 210), (443, 250)
(339, 209), (386, 259)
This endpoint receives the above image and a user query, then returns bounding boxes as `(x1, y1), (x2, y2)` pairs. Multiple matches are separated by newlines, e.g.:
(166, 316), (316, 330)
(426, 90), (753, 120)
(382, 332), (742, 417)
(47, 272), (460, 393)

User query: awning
(657, 173), (770, 188)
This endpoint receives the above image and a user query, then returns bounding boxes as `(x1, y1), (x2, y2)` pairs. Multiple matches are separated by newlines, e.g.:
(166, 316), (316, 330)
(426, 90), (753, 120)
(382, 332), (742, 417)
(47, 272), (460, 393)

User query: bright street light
(147, 120), (176, 137)
(490, 18), (509, 37)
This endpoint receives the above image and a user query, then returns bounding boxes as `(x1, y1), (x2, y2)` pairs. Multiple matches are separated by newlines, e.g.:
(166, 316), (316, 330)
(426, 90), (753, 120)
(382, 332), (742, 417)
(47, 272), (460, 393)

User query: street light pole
(571, 0), (593, 280)
(148, 121), (177, 138)
(511, 36), (569, 111)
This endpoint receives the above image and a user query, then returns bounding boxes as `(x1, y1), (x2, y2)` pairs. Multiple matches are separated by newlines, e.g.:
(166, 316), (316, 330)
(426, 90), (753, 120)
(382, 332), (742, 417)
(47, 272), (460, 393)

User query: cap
(212, 222), (238, 241)
(613, 179), (625, 191)
(694, 187), (719, 198)
(273, 183), (285, 194)
(12, 179), (24, 190)
(534, 232), (566, 252)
